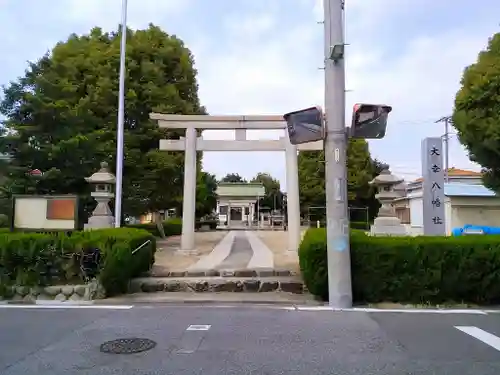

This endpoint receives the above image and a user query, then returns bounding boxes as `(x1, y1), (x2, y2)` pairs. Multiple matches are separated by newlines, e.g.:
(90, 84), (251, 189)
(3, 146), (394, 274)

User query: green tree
(221, 173), (246, 183)
(0, 24), (207, 220)
(196, 172), (218, 218)
(250, 172), (283, 211)
(298, 139), (380, 221)
(453, 32), (500, 191)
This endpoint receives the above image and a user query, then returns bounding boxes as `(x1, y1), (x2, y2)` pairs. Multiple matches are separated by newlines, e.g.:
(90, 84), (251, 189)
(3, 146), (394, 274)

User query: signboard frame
(10, 194), (80, 232)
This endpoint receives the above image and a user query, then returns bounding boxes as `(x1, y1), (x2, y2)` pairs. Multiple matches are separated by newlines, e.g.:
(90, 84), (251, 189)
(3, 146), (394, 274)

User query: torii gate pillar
(150, 113), (323, 254)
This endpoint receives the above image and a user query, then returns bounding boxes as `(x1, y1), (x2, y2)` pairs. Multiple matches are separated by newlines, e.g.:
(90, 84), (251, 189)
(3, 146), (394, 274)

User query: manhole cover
(100, 338), (157, 354)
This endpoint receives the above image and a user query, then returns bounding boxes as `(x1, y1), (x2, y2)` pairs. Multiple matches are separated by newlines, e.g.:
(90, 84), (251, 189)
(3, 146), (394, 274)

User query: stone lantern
(370, 164), (407, 236)
(84, 161), (116, 229)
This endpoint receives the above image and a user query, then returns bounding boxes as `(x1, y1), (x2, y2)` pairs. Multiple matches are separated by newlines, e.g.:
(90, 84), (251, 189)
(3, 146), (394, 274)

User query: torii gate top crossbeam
(150, 113), (286, 130)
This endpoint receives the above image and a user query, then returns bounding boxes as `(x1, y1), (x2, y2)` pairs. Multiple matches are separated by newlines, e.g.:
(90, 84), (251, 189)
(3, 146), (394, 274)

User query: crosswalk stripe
(455, 326), (500, 351)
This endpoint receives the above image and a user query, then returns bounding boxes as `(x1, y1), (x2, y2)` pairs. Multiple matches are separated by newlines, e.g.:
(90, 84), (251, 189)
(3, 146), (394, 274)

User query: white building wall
(406, 194), (500, 235)
(409, 197), (423, 231)
(217, 198), (257, 226)
(450, 196), (500, 229)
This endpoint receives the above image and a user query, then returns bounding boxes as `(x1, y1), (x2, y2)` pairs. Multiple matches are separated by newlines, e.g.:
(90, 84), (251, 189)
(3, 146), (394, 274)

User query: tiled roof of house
(413, 168), (481, 183)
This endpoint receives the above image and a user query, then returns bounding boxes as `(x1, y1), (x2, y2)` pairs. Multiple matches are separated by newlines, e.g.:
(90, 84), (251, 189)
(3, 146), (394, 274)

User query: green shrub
(0, 228), (155, 297)
(309, 220), (369, 231)
(195, 219), (218, 230)
(298, 228), (329, 299)
(0, 214), (9, 228)
(299, 228), (500, 305)
(126, 222), (160, 236)
(350, 221), (369, 230)
(127, 218), (183, 236)
(76, 228), (156, 296)
(164, 218), (182, 235)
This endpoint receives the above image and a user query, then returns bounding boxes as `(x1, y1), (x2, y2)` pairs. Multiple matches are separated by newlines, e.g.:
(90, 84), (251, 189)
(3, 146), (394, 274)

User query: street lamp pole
(114, 0), (128, 228)
(323, 0), (353, 307)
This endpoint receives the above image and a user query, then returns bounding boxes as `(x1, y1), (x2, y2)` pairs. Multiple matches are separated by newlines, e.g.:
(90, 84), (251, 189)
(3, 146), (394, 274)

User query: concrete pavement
(1, 304), (500, 374)
(188, 231), (274, 271)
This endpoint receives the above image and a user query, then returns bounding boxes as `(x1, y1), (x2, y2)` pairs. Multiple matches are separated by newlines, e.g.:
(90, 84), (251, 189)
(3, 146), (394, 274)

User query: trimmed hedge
(127, 217), (218, 236)
(0, 228), (156, 297)
(350, 221), (370, 230)
(311, 220), (370, 231)
(299, 228), (500, 305)
(127, 218), (183, 237)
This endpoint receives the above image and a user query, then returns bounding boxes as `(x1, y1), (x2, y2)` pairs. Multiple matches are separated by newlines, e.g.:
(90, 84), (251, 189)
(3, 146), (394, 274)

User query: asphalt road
(1, 304), (500, 374)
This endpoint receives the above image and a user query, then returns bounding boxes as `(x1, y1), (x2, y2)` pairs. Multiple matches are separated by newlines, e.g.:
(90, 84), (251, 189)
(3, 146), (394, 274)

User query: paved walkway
(152, 230), (302, 274)
(151, 231), (227, 275)
(254, 229), (308, 273)
(188, 231), (274, 271)
(215, 232), (253, 270)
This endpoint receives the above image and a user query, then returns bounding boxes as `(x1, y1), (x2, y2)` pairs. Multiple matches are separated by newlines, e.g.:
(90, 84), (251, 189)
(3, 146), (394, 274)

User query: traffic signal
(350, 104), (392, 139)
(283, 106), (324, 145)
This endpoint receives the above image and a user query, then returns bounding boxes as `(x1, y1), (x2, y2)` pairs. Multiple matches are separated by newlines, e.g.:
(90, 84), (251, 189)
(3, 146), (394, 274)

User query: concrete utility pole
(323, 0), (353, 307)
(435, 116), (451, 183)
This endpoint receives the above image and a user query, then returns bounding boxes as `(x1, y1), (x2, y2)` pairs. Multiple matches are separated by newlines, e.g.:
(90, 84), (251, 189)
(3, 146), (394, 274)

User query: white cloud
(197, 1), (496, 185)
(0, 0), (496, 187)
(62, 0), (190, 30)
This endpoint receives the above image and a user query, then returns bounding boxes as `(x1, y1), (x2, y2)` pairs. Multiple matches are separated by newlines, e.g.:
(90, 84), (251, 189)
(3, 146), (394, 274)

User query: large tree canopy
(250, 172), (284, 211)
(196, 172), (218, 218)
(298, 139), (381, 222)
(0, 24), (216, 219)
(221, 173), (246, 183)
(453, 32), (500, 191)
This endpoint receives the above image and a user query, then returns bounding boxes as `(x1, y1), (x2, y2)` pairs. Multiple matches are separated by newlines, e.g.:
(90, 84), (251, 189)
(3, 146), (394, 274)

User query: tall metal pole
(444, 117), (450, 183)
(323, 0), (352, 307)
(114, 0), (128, 228)
(435, 116), (451, 183)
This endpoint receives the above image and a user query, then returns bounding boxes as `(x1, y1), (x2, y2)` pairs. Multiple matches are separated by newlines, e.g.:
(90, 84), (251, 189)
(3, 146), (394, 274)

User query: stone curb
(148, 269), (298, 278)
(0, 300), (95, 305)
(108, 299), (320, 306)
(130, 278), (305, 295)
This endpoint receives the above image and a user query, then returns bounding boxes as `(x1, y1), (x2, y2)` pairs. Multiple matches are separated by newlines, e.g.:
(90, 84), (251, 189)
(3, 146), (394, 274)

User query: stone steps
(129, 276), (305, 294)
(104, 292), (321, 305)
(148, 268), (298, 278)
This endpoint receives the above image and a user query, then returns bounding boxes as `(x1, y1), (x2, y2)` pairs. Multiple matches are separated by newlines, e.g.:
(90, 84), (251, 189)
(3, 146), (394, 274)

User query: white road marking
(0, 304), (133, 309)
(455, 326), (500, 351)
(186, 324), (211, 331)
(112, 304), (491, 314)
(295, 306), (488, 314)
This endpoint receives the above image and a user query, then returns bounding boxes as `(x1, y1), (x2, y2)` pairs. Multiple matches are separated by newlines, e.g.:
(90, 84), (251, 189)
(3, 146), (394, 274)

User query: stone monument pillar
(85, 162), (116, 230)
(370, 164), (407, 236)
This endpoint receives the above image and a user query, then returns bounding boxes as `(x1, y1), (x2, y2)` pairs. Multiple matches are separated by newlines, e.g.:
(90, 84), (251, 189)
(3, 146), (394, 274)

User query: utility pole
(323, 0), (352, 307)
(435, 116), (451, 183)
(114, 0), (128, 227)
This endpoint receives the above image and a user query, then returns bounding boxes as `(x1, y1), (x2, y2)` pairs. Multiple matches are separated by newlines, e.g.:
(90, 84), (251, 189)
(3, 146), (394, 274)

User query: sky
(1, 0), (499, 190)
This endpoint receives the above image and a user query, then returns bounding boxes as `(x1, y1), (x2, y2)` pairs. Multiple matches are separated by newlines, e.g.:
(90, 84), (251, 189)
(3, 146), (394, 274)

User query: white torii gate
(150, 113), (323, 253)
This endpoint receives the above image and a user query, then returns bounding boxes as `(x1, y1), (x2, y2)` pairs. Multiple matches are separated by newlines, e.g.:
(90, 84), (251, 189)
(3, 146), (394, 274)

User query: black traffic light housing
(350, 104), (392, 139)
